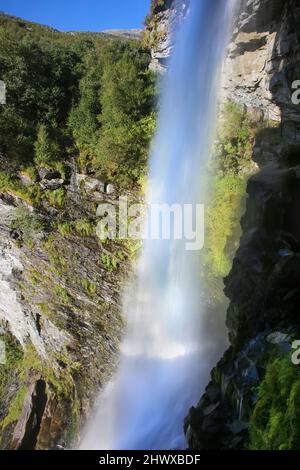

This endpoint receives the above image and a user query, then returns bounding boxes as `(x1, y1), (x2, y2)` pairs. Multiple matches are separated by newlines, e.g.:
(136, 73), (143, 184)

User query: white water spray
(80, 0), (236, 450)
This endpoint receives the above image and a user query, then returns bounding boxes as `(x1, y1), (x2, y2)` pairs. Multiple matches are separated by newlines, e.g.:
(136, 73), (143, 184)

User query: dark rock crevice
(18, 380), (48, 450)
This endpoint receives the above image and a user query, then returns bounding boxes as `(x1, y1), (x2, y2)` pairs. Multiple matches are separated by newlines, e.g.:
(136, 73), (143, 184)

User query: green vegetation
(54, 284), (71, 304)
(0, 334), (23, 400)
(81, 279), (97, 296)
(249, 355), (300, 450)
(57, 219), (94, 237)
(57, 221), (73, 237)
(1, 386), (28, 429)
(10, 207), (46, 246)
(144, 0), (170, 25)
(88, 41), (155, 186)
(0, 27), (84, 165)
(73, 219), (95, 237)
(214, 101), (255, 175)
(204, 102), (257, 279)
(0, 171), (35, 205)
(101, 252), (119, 272)
(28, 268), (43, 285)
(0, 14), (155, 201)
(48, 188), (66, 208)
(205, 175), (246, 277)
(0, 338), (80, 432)
(34, 124), (59, 167)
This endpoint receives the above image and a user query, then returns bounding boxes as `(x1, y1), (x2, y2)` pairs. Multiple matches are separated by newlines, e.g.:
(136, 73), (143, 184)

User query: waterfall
(80, 0), (237, 450)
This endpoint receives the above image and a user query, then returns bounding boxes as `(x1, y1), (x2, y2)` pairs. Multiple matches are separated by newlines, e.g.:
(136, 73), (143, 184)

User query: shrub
(48, 188), (66, 208)
(214, 101), (255, 175)
(10, 207), (46, 246)
(0, 171), (33, 205)
(74, 219), (94, 237)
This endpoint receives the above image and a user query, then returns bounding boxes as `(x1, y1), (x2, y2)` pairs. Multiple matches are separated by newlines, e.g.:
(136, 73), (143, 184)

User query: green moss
(203, 102), (261, 280)
(205, 175), (246, 278)
(1, 385), (28, 429)
(20, 166), (37, 182)
(0, 171), (33, 205)
(0, 336), (80, 431)
(249, 355), (300, 450)
(0, 334), (23, 398)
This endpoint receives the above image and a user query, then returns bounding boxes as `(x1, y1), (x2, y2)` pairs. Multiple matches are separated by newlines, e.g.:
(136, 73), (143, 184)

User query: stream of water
(80, 0), (236, 450)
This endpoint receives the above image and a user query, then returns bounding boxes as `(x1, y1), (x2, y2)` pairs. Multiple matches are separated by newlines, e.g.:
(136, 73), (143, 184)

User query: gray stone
(267, 331), (290, 344)
(38, 168), (61, 181)
(105, 183), (115, 195)
(228, 420), (248, 435)
(77, 174), (106, 194)
(40, 178), (64, 190)
(203, 402), (221, 417)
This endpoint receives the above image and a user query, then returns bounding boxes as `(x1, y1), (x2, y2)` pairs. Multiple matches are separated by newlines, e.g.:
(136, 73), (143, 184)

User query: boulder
(38, 168), (61, 181)
(77, 174), (105, 194)
(18, 172), (35, 186)
(39, 179), (64, 190)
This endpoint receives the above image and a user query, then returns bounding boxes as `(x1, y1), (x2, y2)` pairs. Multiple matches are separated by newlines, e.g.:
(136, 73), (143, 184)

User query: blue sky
(0, 0), (151, 31)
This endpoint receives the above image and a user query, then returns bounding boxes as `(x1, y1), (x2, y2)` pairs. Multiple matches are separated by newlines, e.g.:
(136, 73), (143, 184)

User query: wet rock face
(225, 165), (300, 346)
(185, 162), (300, 449)
(185, 329), (294, 450)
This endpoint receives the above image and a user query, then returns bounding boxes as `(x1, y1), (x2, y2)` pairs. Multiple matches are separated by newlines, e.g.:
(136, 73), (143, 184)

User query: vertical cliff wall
(184, 0), (300, 450)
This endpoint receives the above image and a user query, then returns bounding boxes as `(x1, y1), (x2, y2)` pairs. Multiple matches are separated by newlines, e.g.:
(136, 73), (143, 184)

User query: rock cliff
(0, 169), (131, 449)
(144, 0), (189, 72)
(223, 0), (300, 161)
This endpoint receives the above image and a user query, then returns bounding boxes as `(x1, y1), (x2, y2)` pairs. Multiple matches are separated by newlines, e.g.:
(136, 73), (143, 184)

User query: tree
(96, 41), (156, 186)
(34, 124), (58, 166)
(68, 47), (102, 161)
